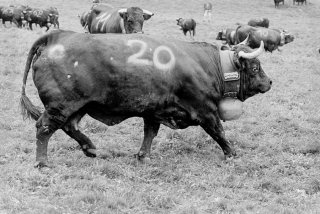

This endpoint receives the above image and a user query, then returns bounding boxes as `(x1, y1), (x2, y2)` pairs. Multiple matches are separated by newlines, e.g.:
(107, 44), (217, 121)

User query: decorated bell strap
(219, 50), (240, 98)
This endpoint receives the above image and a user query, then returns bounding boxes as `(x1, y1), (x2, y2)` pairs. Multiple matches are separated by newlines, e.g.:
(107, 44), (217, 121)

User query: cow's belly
(84, 100), (198, 129)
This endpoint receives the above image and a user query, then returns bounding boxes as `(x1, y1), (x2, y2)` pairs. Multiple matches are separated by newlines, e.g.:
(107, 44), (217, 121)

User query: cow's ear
(142, 9), (154, 20)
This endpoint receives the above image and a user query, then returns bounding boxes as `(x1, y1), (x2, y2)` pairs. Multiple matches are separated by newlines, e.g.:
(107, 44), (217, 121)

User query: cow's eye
(252, 67), (259, 73)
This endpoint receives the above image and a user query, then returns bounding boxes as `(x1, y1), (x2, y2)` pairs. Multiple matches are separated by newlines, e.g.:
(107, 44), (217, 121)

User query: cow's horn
(238, 34), (250, 46)
(118, 8), (127, 13)
(238, 41), (264, 59)
(142, 9), (154, 16)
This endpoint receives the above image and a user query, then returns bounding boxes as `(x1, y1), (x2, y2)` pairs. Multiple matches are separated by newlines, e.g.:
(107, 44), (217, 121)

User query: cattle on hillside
(0, 6), (26, 27)
(176, 18), (196, 37)
(203, 2), (212, 22)
(21, 30), (272, 167)
(248, 18), (269, 28)
(216, 25), (294, 52)
(87, 4), (153, 34)
(24, 8), (55, 31)
(274, 0), (285, 8)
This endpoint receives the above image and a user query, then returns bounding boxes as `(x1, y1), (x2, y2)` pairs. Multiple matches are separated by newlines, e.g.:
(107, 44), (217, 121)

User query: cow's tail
(20, 32), (54, 121)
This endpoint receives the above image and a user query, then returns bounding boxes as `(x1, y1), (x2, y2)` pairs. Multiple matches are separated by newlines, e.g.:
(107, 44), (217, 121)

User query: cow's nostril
(270, 80), (273, 85)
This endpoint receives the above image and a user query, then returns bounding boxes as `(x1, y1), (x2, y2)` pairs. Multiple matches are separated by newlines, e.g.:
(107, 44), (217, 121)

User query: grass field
(1, 0), (320, 213)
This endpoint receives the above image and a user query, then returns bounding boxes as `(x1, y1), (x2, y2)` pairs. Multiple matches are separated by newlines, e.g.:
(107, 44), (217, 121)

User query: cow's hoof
(83, 148), (97, 158)
(134, 152), (151, 163)
(34, 161), (49, 168)
(224, 149), (237, 160)
(224, 154), (236, 161)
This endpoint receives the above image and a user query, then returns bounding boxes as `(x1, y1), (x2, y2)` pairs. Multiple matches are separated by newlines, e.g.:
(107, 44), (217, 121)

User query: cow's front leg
(135, 118), (160, 161)
(201, 113), (236, 158)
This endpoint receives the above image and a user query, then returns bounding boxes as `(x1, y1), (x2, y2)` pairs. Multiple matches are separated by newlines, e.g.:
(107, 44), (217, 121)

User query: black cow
(46, 7), (59, 28)
(275, 0), (285, 8)
(216, 25), (294, 52)
(21, 30), (272, 167)
(0, 6), (26, 27)
(25, 8), (55, 31)
(176, 18), (196, 37)
(248, 18), (269, 28)
(293, 0), (307, 5)
(87, 4), (153, 34)
(203, 2), (212, 22)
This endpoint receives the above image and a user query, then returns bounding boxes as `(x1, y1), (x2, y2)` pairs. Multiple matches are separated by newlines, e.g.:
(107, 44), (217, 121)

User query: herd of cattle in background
(0, 4), (59, 31)
(0, 0), (307, 50)
(0, 0), (315, 167)
(275, 0), (307, 8)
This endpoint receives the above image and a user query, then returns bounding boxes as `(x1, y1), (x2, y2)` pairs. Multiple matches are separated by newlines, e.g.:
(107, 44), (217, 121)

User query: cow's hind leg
(62, 112), (97, 158)
(35, 110), (66, 168)
(201, 113), (236, 159)
(135, 118), (160, 162)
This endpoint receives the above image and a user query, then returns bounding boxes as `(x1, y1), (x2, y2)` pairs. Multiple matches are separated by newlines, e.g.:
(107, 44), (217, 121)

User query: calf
(176, 18), (196, 37)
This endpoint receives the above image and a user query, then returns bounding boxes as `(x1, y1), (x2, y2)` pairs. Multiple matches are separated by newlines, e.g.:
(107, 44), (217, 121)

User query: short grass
(0, 0), (320, 213)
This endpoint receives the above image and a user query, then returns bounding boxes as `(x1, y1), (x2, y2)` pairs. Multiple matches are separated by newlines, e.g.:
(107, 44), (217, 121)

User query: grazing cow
(203, 2), (212, 22)
(216, 28), (236, 45)
(0, 6), (26, 27)
(47, 7), (59, 28)
(78, 11), (91, 30)
(24, 8), (55, 31)
(176, 18), (196, 37)
(248, 18), (269, 28)
(274, 0), (285, 8)
(293, 0), (307, 5)
(20, 30), (272, 167)
(216, 25), (294, 52)
(87, 4), (153, 34)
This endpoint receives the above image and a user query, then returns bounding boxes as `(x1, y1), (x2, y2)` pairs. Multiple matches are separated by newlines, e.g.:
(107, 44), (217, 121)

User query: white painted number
(153, 46), (175, 71)
(126, 40), (176, 71)
(127, 40), (153, 66)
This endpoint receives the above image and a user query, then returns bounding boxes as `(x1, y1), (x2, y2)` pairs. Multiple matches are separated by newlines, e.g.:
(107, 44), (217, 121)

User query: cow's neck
(219, 50), (241, 99)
